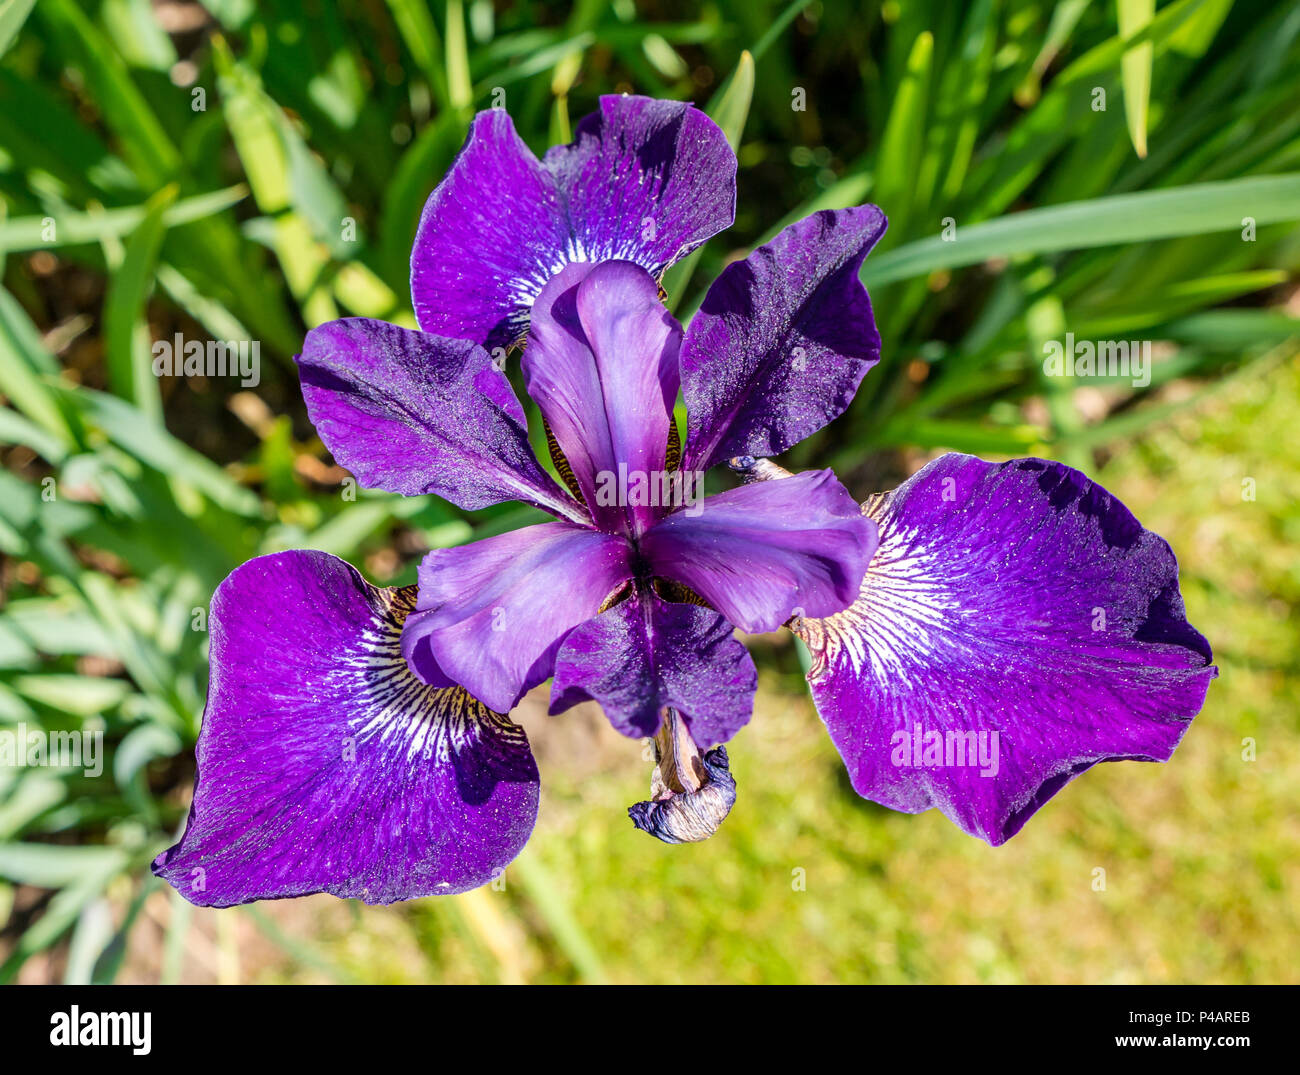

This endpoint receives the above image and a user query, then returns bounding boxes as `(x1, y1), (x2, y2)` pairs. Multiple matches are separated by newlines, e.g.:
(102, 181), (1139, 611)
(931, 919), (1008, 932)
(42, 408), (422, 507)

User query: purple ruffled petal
(543, 94), (736, 277)
(404, 522), (634, 713)
(523, 260), (681, 534)
(640, 469), (877, 633)
(411, 110), (567, 351)
(152, 551), (539, 906)
(680, 206), (887, 472)
(550, 587), (757, 747)
(411, 97), (735, 351)
(298, 317), (584, 523)
(791, 454), (1217, 846)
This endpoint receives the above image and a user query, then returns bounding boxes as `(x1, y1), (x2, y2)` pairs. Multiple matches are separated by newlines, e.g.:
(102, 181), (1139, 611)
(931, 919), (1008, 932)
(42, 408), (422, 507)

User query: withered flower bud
(628, 708), (736, 844)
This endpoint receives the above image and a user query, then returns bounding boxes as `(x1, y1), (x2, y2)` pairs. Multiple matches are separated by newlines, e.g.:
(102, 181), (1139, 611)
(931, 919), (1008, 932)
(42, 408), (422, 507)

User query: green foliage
(0, 0), (1296, 983)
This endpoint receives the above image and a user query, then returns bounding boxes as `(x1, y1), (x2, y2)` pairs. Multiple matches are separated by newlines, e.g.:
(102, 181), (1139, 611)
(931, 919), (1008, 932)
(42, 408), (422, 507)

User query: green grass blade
(864, 174), (1300, 286)
(445, 0), (474, 113)
(0, 289), (77, 445)
(1118, 0), (1156, 158)
(66, 387), (263, 518)
(752, 0), (813, 62)
(0, 0), (35, 57)
(37, 0), (180, 183)
(872, 30), (934, 247)
(212, 35), (338, 326)
(386, 0), (450, 107)
(0, 186), (249, 252)
(103, 185), (175, 418)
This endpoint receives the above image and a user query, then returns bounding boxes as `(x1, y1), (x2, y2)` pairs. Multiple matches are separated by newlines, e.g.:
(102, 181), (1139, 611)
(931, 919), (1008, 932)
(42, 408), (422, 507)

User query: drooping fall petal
(792, 454), (1216, 845)
(153, 552), (539, 906)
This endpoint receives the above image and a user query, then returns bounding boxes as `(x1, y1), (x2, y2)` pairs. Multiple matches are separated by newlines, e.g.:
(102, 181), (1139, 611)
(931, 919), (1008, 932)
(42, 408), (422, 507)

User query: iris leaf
(0, 187), (249, 253)
(1117, 0), (1156, 158)
(445, 0), (474, 114)
(103, 185), (175, 421)
(0, 0), (35, 57)
(864, 174), (1300, 286)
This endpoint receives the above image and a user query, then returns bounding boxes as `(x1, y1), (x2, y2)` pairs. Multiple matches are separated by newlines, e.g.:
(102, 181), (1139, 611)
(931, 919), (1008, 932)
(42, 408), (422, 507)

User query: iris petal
(790, 454), (1217, 846)
(152, 551), (539, 906)
(298, 317), (585, 523)
(640, 468), (877, 633)
(410, 109), (566, 351)
(523, 261), (681, 534)
(681, 206), (887, 472)
(543, 94), (737, 276)
(411, 97), (735, 351)
(550, 587), (757, 747)
(404, 522), (635, 713)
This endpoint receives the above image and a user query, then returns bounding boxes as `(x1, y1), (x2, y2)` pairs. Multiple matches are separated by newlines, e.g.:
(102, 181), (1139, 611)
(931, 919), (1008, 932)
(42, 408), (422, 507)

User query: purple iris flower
(154, 96), (1215, 908)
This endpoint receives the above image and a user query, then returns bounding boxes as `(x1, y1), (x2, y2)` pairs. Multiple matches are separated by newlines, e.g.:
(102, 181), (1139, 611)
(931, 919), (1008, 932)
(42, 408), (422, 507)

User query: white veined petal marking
(327, 584), (527, 766)
(794, 493), (962, 685)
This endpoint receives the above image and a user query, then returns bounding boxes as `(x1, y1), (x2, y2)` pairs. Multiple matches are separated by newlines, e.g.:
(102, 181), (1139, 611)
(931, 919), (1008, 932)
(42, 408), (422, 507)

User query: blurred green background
(1, 0), (1297, 984)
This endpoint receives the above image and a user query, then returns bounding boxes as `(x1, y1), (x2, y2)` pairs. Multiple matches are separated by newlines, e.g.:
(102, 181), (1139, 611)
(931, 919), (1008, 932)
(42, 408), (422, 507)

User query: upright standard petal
(411, 109), (568, 351)
(543, 94), (736, 277)
(640, 469), (877, 633)
(411, 97), (735, 351)
(298, 317), (585, 523)
(791, 454), (1217, 846)
(523, 260), (681, 534)
(550, 587), (757, 747)
(152, 551), (540, 907)
(680, 206), (887, 472)
(403, 522), (634, 713)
